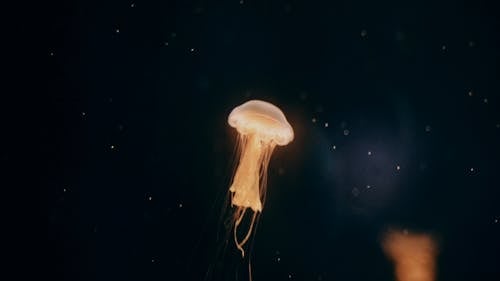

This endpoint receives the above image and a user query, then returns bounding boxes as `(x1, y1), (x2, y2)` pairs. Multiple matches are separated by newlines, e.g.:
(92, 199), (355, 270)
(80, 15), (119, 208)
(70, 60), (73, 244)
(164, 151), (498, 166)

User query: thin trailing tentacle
(233, 208), (247, 257)
(233, 208), (258, 258)
(237, 211), (257, 249)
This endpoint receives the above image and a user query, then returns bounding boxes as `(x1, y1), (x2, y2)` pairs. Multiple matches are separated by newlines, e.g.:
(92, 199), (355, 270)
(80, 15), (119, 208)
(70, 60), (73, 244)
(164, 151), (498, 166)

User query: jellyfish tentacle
(237, 211), (257, 248)
(233, 207), (258, 258)
(233, 208), (245, 257)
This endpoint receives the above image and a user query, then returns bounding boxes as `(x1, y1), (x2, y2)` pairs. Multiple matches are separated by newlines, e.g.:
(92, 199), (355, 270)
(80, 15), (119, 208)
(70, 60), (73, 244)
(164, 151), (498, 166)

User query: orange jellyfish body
(382, 230), (438, 281)
(228, 100), (293, 257)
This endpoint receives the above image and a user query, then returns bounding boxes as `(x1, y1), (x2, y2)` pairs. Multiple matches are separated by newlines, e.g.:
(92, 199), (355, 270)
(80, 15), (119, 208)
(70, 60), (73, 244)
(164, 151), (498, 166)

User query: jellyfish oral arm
(229, 134), (264, 213)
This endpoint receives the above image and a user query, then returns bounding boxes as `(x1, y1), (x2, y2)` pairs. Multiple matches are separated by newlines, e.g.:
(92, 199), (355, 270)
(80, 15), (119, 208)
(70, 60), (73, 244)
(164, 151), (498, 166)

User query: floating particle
(352, 187), (360, 197)
(278, 167), (285, 175)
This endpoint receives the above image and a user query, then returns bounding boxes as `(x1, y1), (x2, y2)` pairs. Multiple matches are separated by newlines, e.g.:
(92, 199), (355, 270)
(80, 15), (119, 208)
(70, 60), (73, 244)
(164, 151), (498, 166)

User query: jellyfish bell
(227, 100), (293, 257)
(228, 100), (294, 147)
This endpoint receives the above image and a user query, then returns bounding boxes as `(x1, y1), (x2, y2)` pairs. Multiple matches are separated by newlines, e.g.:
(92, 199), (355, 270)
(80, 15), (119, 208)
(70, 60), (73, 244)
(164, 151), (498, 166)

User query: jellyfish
(227, 100), (294, 257)
(382, 230), (438, 281)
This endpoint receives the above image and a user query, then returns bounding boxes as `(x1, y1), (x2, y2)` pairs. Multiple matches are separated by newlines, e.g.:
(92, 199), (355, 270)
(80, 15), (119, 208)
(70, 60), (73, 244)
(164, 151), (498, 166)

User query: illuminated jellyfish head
(228, 100), (293, 256)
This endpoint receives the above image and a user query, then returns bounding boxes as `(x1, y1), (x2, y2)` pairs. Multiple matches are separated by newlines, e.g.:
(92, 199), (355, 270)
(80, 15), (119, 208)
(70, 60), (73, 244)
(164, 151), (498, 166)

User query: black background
(36, 0), (500, 280)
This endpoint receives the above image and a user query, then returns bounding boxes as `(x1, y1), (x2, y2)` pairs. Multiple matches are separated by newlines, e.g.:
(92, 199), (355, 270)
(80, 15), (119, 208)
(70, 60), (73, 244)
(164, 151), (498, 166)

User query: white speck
(470, 167), (474, 172)
(190, 48), (195, 52)
(483, 98), (488, 104)
(49, 52), (54, 56)
(368, 151), (372, 156)
(343, 129), (350, 136)
(366, 185), (371, 189)
(148, 196), (152, 201)
(312, 117), (317, 123)
(324, 122), (329, 128)
(425, 125), (432, 132)
(151, 259), (155, 263)
(468, 41), (475, 47)
(110, 145), (115, 150)
(441, 45), (447, 51)
(239, 0), (244, 4)
(164, 41), (169, 46)
(332, 145), (336, 150)
(277, 257), (281, 262)
(288, 274), (292, 279)
(179, 203), (183, 208)
(81, 111), (86, 117)
(130, 3), (135, 8)
(494, 218), (498, 224)
(468, 91), (473, 97)
(360, 29), (367, 37)
(352, 187), (360, 197)
(396, 165), (401, 171)
(115, 28), (120, 33)
(63, 188), (67, 192)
